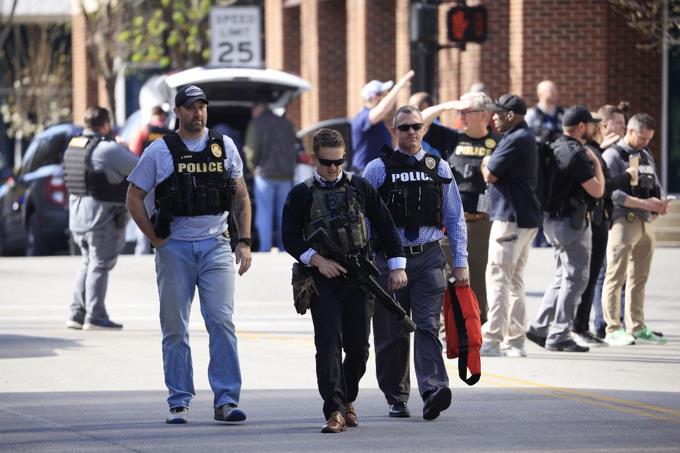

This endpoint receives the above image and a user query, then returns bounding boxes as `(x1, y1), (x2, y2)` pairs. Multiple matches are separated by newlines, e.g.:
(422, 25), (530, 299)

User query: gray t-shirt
(127, 129), (243, 241)
(69, 135), (139, 233)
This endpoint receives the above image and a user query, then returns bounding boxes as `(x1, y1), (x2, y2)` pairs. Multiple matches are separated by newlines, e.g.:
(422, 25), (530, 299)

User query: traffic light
(411, 2), (438, 44)
(446, 5), (488, 44)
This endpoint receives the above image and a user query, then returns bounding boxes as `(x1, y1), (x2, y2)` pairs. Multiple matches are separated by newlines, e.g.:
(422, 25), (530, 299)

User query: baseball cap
(563, 105), (601, 127)
(175, 85), (209, 108)
(490, 94), (527, 115)
(361, 80), (394, 100)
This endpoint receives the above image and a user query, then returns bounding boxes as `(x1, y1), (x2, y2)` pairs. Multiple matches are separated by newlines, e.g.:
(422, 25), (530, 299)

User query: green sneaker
(604, 328), (636, 346)
(633, 326), (667, 344)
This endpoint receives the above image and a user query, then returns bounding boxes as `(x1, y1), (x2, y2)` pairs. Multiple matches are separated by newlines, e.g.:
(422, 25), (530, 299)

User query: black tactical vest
(613, 146), (660, 200)
(447, 133), (497, 194)
(303, 173), (369, 256)
(155, 130), (236, 217)
(378, 149), (451, 230)
(142, 124), (171, 152)
(63, 135), (128, 203)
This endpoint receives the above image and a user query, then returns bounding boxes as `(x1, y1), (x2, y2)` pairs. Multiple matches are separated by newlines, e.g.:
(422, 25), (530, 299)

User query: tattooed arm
(231, 176), (253, 275)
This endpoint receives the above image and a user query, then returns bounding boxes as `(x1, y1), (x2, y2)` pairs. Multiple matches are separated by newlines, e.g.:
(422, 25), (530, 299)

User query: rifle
(307, 227), (417, 333)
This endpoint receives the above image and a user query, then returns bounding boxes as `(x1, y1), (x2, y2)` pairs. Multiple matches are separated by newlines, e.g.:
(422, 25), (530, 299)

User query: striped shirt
(363, 148), (468, 268)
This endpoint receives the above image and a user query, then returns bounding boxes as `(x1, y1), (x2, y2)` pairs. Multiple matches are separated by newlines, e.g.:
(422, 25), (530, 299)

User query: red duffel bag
(443, 278), (482, 385)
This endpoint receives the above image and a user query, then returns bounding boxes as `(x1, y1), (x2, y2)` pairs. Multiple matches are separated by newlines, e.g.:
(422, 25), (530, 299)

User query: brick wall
(71, 12), (99, 124)
(346, 0), (397, 116)
(519, 0), (608, 109)
(317, 0), (347, 120)
(606, 5), (662, 162)
(283, 5), (302, 130)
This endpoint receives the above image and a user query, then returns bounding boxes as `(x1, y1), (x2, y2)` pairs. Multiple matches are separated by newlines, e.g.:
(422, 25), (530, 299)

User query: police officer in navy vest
(282, 128), (406, 433)
(363, 105), (468, 421)
(126, 85), (253, 425)
(527, 105), (605, 353)
(64, 106), (139, 331)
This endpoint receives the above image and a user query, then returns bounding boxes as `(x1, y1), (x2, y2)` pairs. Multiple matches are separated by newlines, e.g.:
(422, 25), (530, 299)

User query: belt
(465, 212), (489, 222)
(403, 241), (439, 256)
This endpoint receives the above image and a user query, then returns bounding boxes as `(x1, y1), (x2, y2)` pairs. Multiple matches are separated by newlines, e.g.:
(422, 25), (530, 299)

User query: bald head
(536, 80), (558, 105)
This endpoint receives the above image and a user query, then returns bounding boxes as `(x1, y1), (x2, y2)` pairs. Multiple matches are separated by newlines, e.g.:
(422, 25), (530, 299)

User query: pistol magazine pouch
(292, 262), (318, 315)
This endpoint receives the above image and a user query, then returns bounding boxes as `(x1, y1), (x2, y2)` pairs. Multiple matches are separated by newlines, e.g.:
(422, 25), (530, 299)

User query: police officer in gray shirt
(64, 106), (139, 330)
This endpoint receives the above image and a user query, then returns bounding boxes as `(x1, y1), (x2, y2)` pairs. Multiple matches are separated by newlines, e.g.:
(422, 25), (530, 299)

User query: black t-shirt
(549, 135), (596, 215)
(486, 121), (541, 228)
(449, 131), (499, 212)
(422, 122), (459, 159)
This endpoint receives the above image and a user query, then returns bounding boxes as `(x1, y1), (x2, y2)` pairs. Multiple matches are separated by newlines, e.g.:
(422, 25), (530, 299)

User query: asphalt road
(1, 247), (679, 452)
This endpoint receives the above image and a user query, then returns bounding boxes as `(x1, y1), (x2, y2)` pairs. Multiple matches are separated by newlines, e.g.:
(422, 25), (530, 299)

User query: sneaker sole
(83, 324), (123, 331)
(165, 417), (188, 424)
(66, 322), (83, 330)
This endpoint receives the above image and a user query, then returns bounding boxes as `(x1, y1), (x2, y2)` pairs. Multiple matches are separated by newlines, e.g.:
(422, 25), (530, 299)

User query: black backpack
(536, 141), (558, 213)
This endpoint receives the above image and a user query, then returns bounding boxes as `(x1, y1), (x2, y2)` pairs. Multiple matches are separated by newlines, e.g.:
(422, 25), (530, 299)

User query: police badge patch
(485, 138), (497, 149)
(424, 156), (437, 170)
(211, 143), (223, 158)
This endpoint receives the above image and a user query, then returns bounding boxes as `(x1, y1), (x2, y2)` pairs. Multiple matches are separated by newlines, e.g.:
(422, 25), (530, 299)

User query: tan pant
(602, 217), (655, 334)
(482, 221), (537, 344)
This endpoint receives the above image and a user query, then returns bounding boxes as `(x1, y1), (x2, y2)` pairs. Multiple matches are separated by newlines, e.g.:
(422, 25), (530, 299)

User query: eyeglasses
(318, 157), (346, 167)
(396, 123), (424, 132)
(456, 110), (483, 116)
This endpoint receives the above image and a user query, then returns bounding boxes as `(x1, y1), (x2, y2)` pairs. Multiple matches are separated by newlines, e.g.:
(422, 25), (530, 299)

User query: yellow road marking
(452, 368), (680, 424)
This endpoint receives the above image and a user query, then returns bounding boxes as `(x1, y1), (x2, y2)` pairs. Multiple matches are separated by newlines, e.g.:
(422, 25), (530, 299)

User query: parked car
(0, 123), (82, 256)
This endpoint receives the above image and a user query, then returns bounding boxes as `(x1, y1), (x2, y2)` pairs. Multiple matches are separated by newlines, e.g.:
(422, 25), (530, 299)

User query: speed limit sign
(210, 6), (262, 68)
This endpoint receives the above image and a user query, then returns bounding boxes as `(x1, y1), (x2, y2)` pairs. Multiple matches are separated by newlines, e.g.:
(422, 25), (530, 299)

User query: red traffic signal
(446, 6), (488, 44)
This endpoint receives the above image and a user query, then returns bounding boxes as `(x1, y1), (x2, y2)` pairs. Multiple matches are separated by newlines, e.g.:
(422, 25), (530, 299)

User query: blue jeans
(154, 236), (241, 409)
(254, 175), (292, 251)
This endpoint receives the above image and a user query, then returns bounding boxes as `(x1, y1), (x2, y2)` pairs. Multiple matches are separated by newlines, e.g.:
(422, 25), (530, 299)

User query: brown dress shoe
(321, 411), (347, 433)
(345, 403), (358, 427)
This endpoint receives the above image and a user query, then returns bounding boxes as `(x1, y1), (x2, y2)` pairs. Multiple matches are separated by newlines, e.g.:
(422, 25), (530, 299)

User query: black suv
(0, 123), (82, 255)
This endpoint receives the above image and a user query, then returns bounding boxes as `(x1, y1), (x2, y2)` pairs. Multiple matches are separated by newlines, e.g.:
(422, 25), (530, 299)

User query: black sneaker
(83, 319), (123, 330)
(595, 326), (606, 339)
(214, 403), (246, 423)
(572, 331), (607, 347)
(526, 329), (546, 348)
(422, 387), (452, 421)
(546, 339), (589, 352)
(388, 401), (410, 418)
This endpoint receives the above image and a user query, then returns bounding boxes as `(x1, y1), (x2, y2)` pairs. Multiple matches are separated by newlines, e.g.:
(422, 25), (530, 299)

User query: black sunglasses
(318, 157), (346, 167)
(396, 123), (424, 132)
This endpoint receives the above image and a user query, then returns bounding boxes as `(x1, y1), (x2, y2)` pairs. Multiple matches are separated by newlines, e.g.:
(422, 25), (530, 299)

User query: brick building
(71, 0), (678, 190)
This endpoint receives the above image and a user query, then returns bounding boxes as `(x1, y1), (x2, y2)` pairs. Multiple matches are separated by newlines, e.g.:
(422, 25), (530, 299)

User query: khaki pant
(482, 221), (537, 344)
(602, 217), (655, 334)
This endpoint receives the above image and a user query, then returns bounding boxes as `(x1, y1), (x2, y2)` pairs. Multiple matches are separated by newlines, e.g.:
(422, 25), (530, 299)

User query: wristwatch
(238, 237), (252, 247)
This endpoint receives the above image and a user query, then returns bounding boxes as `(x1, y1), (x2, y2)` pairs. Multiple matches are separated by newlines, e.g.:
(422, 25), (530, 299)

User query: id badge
(476, 192), (489, 214)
